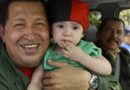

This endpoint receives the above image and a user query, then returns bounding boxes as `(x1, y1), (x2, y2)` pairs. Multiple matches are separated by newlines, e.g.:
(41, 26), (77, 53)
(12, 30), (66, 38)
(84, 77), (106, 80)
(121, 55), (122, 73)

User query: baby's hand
(27, 64), (44, 90)
(62, 42), (84, 62)
(31, 64), (44, 85)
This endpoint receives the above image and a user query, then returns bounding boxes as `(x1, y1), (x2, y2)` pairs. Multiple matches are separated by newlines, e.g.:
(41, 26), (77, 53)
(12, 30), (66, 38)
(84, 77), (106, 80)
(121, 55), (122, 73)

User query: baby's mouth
(61, 40), (71, 43)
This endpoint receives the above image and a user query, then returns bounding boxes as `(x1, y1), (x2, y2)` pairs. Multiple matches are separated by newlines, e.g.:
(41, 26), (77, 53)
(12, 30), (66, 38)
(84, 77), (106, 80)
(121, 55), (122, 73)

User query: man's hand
(43, 60), (91, 90)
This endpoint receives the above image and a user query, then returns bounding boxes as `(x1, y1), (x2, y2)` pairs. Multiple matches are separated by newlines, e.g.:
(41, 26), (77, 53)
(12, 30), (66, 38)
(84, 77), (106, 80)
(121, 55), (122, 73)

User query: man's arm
(43, 60), (121, 90)
(43, 60), (91, 90)
(98, 75), (122, 90)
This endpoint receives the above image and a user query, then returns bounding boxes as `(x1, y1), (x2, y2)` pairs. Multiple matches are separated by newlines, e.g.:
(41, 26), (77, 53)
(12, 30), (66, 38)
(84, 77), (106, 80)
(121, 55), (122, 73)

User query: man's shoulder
(0, 56), (11, 75)
(120, 47), (130, 55)
(0, 52), (16, 79)
(0, 55), (29, 90)
(0, 57), (13, 88)
(120, 47), (130, 73)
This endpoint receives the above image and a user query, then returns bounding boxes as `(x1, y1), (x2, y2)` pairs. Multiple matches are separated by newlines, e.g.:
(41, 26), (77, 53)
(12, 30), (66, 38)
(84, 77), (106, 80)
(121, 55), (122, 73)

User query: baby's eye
(72, 26), (79, 30)
(57, 25), (64, 28)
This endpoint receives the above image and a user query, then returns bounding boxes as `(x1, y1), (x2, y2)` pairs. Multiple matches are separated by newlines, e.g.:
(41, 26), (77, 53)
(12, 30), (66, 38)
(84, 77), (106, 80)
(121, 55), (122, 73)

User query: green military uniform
(0, 38), (3, 49)
(0, 45), (30, 90)
(98, 75), (121, 90)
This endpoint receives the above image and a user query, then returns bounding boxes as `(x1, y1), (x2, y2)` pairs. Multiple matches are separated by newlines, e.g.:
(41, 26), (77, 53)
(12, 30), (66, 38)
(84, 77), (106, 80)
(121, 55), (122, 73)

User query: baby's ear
(81, 33), (84, 38)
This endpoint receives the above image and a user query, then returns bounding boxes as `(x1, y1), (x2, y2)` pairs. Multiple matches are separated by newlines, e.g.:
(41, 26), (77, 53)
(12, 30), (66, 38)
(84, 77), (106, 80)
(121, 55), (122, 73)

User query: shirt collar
(104, 47), (120, 61)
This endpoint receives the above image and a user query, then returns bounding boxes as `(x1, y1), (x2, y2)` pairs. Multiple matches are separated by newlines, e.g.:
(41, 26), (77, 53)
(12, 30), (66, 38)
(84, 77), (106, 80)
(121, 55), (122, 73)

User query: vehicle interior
(84, 0), (130, 18)
(82, 0), (130, 42)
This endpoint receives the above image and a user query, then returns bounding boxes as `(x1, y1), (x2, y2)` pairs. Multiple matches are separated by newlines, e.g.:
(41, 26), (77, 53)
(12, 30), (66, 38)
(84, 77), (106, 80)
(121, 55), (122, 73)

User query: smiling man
(96, 17), (130, 90)
(0, 0), (50, 89)
(2, 1), (50, 68)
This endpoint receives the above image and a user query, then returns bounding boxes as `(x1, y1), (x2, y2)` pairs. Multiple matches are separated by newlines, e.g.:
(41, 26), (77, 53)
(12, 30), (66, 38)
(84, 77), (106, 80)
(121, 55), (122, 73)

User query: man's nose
(23, 26), (35, 40)
(111, 30), (118, 37)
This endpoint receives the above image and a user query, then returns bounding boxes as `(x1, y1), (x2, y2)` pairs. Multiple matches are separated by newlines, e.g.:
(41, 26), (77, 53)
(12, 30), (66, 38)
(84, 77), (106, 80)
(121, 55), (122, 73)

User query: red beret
(47, 0), (89, 33)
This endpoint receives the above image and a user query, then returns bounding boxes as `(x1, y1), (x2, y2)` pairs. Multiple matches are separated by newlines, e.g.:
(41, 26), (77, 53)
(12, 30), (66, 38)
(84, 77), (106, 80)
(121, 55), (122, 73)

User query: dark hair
(98, 17), (125, 33)
(0, 0), (47, 27)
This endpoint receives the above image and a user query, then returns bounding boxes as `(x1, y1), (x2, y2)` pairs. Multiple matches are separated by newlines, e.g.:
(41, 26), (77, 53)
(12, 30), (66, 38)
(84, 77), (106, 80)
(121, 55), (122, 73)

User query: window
(119, 9), (130, 26)
(89, 11), (102, 28)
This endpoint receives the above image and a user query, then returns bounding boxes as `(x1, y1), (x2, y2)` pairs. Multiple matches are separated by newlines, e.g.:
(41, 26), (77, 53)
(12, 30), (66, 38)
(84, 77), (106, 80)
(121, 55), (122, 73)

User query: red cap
(70, 0), (89, 32)
(47, 0), (89, 33)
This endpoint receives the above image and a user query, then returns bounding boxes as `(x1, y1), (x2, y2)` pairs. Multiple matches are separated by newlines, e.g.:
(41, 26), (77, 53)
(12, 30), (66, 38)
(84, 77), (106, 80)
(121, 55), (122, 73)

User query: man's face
(1, 2), (50, 67)
(98, 20), (124, 51)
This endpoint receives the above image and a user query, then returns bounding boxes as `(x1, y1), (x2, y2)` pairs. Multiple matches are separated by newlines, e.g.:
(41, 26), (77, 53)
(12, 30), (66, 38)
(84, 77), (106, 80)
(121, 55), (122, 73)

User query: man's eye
(117, 30), (122, 35)
(13, 24), (25, 28)
(57, 25), (64, 28)
(72, 26), (79, 30)
(104, 29), (111, 32)
(35, 23), (44, 26)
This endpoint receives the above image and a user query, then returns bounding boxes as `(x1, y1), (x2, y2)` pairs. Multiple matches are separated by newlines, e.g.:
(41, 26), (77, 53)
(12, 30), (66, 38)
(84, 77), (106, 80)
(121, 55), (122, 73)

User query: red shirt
(18, 66), (34, 80)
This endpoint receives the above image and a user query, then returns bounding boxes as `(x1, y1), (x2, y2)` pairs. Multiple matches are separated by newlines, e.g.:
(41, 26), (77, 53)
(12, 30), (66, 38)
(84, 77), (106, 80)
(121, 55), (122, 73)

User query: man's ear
(0, 25), (4, 41)
(97, 31), (101, 40)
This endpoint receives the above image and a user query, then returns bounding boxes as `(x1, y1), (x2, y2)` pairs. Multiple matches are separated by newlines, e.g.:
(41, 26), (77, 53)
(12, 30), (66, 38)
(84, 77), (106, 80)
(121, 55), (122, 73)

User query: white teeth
(21, 44), (39, 49)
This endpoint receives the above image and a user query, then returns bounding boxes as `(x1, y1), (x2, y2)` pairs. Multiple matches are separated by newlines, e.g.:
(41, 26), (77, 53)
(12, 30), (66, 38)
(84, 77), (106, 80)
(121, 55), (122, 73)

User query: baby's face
(52, 21), (84, 48)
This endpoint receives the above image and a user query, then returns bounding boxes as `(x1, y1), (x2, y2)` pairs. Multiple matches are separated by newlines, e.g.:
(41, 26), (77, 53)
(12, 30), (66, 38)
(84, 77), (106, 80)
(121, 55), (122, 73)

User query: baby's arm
(27, 64), (44, 90)
(62, 42), (112, 76)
